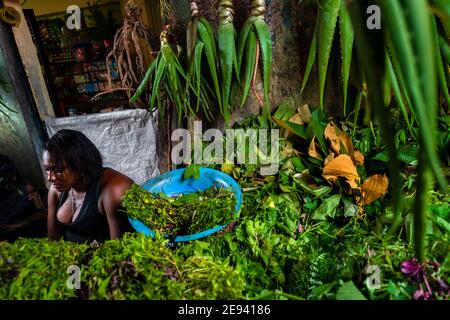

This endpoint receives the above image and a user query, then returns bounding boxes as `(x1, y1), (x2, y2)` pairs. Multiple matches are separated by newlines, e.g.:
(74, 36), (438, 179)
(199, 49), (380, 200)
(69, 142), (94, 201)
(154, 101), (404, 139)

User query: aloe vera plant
(348, 0), (448, 263)
(218, 0), (239, 125)
(236, 0), (272, 116)
(185, 0), (221, 120)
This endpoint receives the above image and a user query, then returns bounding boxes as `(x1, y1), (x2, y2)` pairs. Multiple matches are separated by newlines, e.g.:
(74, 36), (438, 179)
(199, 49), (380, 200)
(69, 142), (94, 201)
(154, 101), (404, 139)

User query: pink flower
(401, 258), (423, 282)
(413, 288), (432, 300)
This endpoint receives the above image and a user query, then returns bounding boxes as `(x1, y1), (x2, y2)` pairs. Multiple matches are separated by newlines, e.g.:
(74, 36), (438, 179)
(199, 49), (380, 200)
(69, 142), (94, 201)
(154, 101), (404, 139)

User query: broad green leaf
(273, 118), (308, 139)
(312, 194), (341, 221)
(336, 281), (367, 300)
(343, 196), (359, 217)
(273, 102), (295, 121)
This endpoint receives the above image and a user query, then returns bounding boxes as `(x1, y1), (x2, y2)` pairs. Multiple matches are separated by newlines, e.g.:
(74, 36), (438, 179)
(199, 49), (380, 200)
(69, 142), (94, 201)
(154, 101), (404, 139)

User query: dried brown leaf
(339, 132), (354, 157)
(324, 123), (341, 154)
(324, 152), (335, 166)
(360, 174), (389, 206)
(354, 150), (364, 165)
(308, 136), (320, 159)
(322, 154), (360, 189)
(297, 104), (311, 123)
(289, 113), (303, 125)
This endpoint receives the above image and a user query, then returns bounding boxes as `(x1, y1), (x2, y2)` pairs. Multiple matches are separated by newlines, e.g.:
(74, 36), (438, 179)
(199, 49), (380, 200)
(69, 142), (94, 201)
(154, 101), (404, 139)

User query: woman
(44, 129), (134, 243)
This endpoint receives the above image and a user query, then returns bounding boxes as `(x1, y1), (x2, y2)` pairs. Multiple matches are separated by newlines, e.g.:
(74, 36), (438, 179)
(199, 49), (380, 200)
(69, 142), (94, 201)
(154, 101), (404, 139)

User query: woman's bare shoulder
(101, 168), (134, 198)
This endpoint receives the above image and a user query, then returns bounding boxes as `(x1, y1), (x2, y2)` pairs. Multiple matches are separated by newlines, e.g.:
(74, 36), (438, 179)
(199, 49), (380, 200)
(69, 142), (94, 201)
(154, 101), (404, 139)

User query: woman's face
(42, 151), (78, 192)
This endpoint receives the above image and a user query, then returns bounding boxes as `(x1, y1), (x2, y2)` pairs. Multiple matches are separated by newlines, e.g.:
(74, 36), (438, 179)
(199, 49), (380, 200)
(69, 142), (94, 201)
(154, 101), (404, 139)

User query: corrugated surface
(45, 109), (160, 185)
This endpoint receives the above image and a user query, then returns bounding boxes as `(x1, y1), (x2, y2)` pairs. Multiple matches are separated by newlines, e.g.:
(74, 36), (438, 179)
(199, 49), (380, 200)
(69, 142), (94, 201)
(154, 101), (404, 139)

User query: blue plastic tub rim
(128, 167), (243, 242)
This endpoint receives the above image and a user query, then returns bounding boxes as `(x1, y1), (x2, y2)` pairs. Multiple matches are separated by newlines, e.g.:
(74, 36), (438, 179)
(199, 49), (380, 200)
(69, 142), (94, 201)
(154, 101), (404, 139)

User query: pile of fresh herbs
(121, 184), (236, 237)
(0, 104), (449, 300)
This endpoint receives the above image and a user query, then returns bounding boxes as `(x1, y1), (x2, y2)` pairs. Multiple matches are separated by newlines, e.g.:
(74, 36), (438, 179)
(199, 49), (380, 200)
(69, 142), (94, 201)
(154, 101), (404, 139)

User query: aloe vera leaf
(198, 20), (222, 111)
(386, 41), (416, 125)
(186, 17), (199, 64)
(150, 53), (166, 110)
(339, 1), (354, 116)
(387, 54), (415, 138)
(405, 0), (437, 120)
(130, 57), (157, 103)
(440, 35), (450, 64)
(218, 22), (236, 120)
(317, 0), (340, 109)
(237, 17), (257, 72)
(301, 17), (318, 95)
(433, 19), (450, 106)
(199, 18), (217, 60)
(382, 0), (447, 193)
(346, 0), (402, 235)
(432, 0), (450, 40)
(193, 41), (204, 111)
(254, 18), (272, 110)
(240, 30), (257, 109)
(414, 144), (433, 262)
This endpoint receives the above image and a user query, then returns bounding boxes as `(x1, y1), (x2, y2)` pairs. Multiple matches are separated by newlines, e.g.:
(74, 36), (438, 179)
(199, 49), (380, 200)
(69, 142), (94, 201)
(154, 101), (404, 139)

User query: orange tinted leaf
(360, 174), (389, 205)
(322, 154), (360, 189)
(308, 136), (320, 159)
(324, 122), (341, 154)
(324, 152), (335, 166)
(354, 150), (364, 165)
(289, 113), (303, 125)
(339, 131), (354, 157)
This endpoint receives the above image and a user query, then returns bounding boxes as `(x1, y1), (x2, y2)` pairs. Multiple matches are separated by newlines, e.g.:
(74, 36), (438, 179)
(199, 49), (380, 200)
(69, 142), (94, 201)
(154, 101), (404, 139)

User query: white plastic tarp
(45, 109), (160, 185)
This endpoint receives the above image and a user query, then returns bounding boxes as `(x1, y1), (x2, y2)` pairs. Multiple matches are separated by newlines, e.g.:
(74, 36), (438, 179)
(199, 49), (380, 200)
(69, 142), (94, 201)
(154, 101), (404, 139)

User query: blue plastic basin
(128, 168), (242, 242)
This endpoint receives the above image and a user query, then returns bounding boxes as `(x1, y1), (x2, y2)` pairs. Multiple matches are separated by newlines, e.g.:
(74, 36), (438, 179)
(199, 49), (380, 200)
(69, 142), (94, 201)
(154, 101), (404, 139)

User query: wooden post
(5, 0), (55, 120)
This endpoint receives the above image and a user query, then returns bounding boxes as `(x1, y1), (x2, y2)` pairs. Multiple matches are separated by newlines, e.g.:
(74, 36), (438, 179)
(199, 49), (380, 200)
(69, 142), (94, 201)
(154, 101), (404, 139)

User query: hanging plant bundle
(121, 184), (236, 238)
(103, 0), (158, 105)
(131, 25), (194, 123)
(185, 0), (221, 121)
(218, 0), (239, 125)
(237, 0), (272, 115)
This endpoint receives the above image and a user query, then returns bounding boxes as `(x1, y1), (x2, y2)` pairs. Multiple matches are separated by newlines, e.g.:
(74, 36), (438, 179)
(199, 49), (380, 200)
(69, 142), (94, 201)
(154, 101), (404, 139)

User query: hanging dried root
(101, 0), (158, 105)
(236, 0), (272, 116)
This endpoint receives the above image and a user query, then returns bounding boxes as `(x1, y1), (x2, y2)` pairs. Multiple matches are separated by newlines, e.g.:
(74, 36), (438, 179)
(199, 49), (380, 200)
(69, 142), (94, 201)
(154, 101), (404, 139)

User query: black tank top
(57, 171), (110, 243)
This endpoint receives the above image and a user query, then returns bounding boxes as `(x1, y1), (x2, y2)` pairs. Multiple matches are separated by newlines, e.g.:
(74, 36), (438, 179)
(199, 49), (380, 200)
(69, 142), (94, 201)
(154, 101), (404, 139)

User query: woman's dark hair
(44, 130), (103, 185)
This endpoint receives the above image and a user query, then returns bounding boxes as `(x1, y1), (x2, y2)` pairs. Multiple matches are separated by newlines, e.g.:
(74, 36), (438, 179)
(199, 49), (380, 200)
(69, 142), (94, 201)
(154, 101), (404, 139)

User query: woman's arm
(101, 171), (134, 240)
(47, 187), (64, 241)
